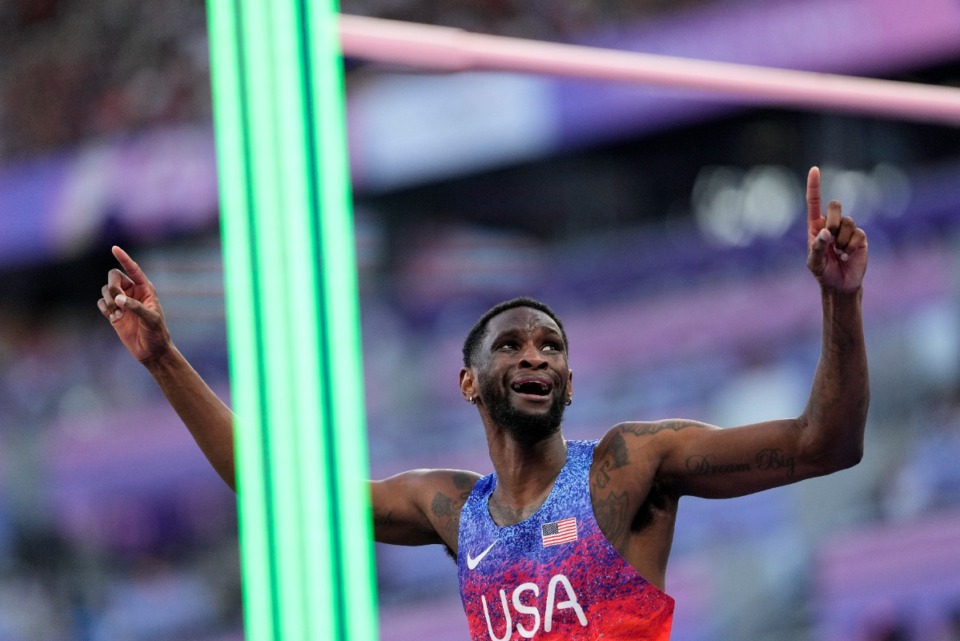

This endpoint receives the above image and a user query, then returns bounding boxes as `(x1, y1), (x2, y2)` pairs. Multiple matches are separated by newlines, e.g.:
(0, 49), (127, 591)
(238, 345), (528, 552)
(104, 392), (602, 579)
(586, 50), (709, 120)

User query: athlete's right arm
(100, 247), (480, 550)
(371, 469), (480, 552)
(98, 246), (238, 490)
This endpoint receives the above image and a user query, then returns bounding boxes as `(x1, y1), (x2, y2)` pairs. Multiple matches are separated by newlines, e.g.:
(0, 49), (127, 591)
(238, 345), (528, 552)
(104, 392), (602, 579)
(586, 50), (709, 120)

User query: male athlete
(98, 167), (868, 640)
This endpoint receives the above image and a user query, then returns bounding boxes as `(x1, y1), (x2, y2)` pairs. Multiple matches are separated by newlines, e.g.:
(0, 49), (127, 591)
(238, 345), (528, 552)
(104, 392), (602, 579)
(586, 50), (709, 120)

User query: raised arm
(595, 167), (869, 505)
(99, 246), (476, 549)
(671, 166), (867, 497)
(98, 246), (238, 489)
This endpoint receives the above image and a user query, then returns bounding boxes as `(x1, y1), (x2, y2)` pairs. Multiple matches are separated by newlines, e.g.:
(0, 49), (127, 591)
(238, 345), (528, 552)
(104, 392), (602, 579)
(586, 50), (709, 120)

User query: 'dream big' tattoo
(755, 448), (796, 477)
(684, 454), (750, 476)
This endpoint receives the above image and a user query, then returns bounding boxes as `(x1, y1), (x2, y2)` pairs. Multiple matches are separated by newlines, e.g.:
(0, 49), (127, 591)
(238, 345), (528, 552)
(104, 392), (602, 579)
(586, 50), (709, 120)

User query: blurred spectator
(0, 0), (718, 161)
(934, 605), (960, 641)
(0, 0), (211, 160)
(880, 393), (960, 520)
(91, 554), (218, 641)
(858, 604), (916, 641)
(866, 620), (914, 641)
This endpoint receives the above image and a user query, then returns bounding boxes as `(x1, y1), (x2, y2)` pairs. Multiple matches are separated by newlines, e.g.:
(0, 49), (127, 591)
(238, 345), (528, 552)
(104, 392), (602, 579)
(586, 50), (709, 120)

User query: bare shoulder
(589, 420), (714, 555)
(422, 469), (481, 552)
(590, 420), (718, 515)
(375, 468), (481, 512)
(603, 419), (715, 442)
(372, 468), (482, 551)
(383, 467), (481, 490)
(422, 468), (483, 509)
(593, 419), (716, 464)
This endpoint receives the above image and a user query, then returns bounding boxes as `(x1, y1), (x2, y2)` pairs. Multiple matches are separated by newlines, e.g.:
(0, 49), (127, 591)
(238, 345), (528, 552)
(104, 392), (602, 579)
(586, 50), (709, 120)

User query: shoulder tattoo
(618, 419), (705, 437)
(430, 471), (477, 545)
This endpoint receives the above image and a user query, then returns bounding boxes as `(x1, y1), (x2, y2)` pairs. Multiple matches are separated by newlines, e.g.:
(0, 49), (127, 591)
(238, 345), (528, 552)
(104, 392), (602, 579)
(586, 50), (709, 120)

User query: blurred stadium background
(2, 0), (960, 639)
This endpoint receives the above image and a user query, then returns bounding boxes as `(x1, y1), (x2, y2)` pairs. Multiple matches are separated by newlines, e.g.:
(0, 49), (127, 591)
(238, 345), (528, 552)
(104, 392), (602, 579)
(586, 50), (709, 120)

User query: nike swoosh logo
(466, 541), (498, 570)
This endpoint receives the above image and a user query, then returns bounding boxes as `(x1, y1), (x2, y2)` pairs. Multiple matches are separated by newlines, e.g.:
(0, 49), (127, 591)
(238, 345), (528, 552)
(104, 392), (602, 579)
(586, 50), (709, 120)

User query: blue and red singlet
(457, 440), (674, 640)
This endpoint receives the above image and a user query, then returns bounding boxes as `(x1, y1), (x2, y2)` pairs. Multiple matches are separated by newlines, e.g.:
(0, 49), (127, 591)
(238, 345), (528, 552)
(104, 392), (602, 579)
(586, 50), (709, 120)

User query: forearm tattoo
(810, 305), (869, 427)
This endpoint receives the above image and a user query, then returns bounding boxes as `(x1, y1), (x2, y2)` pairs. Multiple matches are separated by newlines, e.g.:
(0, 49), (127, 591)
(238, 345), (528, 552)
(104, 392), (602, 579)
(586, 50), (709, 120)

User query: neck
(484, 427), (567, 526)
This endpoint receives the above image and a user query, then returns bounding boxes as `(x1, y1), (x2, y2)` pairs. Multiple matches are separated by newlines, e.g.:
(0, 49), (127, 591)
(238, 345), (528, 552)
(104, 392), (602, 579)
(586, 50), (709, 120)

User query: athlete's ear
(567, 370), (574, 405)
(460, 367), (478, 404)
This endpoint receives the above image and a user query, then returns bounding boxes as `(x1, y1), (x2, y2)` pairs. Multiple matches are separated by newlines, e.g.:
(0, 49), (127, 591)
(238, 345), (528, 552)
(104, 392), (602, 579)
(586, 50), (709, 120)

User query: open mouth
(510, 378), (552, 397)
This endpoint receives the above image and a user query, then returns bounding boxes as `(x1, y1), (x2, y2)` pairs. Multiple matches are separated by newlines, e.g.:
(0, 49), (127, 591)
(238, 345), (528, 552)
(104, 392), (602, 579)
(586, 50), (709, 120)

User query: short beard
(479, 377), (567, 446)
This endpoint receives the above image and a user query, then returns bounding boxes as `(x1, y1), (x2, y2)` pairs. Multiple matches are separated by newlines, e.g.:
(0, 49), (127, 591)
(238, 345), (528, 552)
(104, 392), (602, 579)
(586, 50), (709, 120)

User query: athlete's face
(471, 307), (572, 444)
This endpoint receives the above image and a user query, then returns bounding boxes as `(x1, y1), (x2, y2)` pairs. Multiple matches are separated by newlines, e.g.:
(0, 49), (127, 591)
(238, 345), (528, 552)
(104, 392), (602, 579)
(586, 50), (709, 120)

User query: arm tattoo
(684, 454), (751, 476)
(683, 450), (795, 478)
(591, 421), (702, 542)
(810, 308), (870, 430)
(594, 432), (630, 490)
(595, 420), (703, 487)
(373, 510), (396, 528)
(431, 492), (455, 518)
(452, 471), (476, 502)
(593, 490), (630, 547)
(431, 492), (460, 545)
(430, 473), (477, 546)
(755, 448), (796, 477)
(620, 419), (703, 437)
(432, 472), (476, 518)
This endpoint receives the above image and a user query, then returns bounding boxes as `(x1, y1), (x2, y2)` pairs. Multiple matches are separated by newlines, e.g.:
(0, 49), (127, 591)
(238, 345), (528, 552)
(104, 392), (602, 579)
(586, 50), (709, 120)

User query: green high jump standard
(206, 1), (378, 639)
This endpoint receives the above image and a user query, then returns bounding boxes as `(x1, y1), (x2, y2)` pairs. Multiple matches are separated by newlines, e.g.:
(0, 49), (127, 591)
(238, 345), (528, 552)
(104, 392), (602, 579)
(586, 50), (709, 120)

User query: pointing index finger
(806, 166), (823, 226)
(111, 245), (149, 286)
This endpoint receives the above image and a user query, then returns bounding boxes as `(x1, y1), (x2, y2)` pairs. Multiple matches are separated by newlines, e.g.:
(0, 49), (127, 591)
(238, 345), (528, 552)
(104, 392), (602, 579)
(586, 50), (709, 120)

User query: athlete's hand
(806, 167), (868, 293)
(97, 246), (172, 363)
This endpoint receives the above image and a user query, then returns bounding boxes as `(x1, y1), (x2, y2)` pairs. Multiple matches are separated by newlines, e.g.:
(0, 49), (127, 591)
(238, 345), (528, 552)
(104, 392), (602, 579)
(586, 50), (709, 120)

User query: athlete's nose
(518, 344), (548, 369)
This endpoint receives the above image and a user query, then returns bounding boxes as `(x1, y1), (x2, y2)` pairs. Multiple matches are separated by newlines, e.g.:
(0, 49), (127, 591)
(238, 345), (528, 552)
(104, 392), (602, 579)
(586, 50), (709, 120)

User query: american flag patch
(541, 517), (578, 547)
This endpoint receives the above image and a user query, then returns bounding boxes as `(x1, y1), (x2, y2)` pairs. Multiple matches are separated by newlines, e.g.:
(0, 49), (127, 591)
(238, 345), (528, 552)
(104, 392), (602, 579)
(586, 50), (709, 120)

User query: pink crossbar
(338, 14), (960, 126)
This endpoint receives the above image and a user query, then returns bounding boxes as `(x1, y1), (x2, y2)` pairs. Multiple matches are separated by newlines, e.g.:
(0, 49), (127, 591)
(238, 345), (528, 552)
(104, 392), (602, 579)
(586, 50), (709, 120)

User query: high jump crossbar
(338, 15), (960, 126)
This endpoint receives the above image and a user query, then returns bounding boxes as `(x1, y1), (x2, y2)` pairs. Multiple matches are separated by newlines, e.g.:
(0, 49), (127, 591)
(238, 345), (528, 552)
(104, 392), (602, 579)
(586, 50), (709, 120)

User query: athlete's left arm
(623, 167), (869, 499)
(659, 284), (866, 498)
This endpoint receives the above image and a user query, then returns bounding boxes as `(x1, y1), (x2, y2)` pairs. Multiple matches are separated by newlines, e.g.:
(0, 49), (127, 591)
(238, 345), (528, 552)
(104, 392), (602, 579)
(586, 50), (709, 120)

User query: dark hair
(461, 297), (567, 367)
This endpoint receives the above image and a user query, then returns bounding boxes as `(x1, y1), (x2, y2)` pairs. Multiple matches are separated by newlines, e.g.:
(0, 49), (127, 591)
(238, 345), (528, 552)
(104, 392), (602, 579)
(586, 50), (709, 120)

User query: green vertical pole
(205, 1), (378, 639)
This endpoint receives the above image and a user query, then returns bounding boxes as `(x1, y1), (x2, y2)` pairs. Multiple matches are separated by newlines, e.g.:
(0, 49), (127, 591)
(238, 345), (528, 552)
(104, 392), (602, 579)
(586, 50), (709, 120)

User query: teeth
(512, 380), (549, 394)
